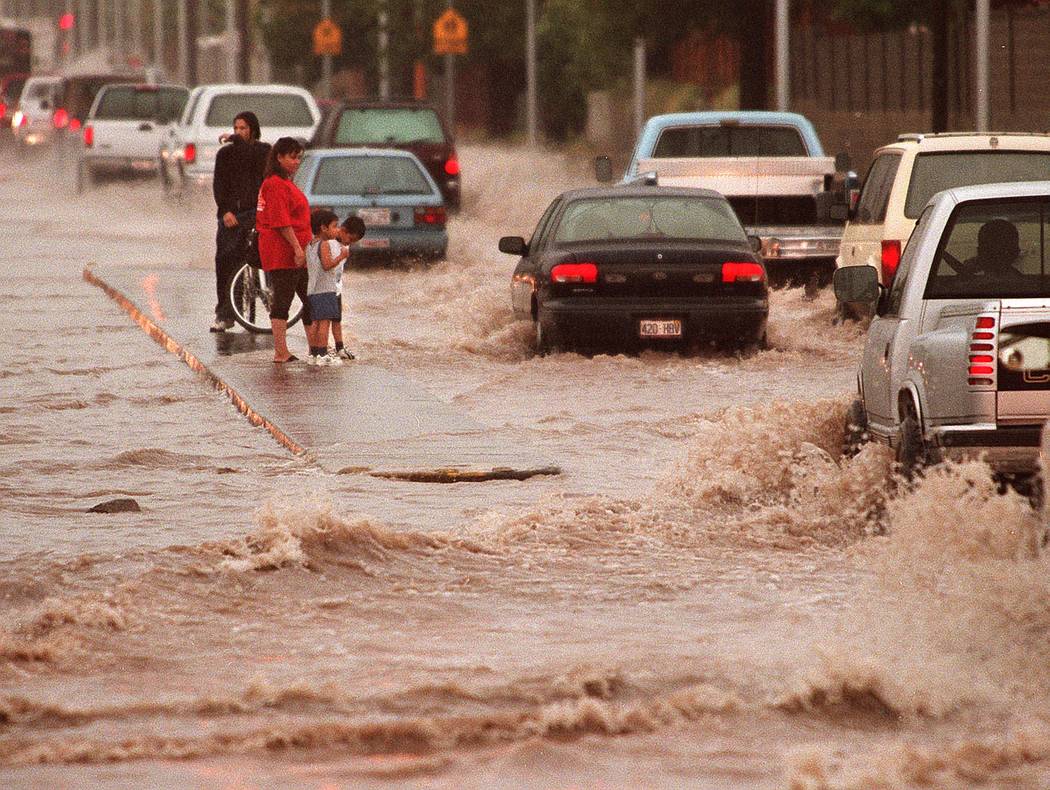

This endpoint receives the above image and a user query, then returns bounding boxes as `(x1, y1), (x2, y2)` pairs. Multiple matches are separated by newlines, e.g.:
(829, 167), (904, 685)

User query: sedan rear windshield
(554, 196), (748, 244)
(905, 151), (1050, 218)
(205, 93), (314, 128)
(925, 199), (1050, 299)
(652, 125), (807, 157)
(334, 108), (445, 145)
(310, 156), (433, 196)
(93, 86), (187, 121)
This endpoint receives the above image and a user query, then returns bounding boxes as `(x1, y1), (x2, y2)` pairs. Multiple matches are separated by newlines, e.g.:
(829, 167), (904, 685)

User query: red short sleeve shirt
(256, 175), (312, 271)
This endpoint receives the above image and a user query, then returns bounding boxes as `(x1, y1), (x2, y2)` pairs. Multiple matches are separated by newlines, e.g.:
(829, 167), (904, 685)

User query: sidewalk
(84, 265), (560, 482)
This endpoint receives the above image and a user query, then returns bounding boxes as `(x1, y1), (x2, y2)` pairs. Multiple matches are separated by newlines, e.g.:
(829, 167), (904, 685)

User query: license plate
(358, 208), (392, 226)
(639, 319), (682, 338)
(359, 237), (391, 249)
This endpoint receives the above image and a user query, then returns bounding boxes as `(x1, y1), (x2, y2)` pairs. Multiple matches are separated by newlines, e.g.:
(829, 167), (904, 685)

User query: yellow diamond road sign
(433, 8), (468, 56)
(313, 18), (342, 56)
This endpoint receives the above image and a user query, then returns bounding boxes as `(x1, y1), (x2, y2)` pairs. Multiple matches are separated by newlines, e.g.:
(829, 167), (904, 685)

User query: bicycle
(227, 230), (305, 334)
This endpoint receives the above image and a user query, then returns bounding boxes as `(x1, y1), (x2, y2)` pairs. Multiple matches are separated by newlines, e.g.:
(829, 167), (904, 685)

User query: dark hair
(341, 215), (366, 238)
(234, 110), (261, 140)
(311, 208), (339, 234)
(264, 136), (305, 179)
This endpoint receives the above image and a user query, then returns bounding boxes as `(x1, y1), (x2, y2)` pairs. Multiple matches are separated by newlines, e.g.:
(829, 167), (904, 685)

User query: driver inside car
(962, 218), (1026, 282)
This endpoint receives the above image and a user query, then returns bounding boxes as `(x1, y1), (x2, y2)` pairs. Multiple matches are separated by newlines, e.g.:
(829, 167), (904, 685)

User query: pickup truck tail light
(183, 142), (196, 165)
(83, 125), (93, 148)
(722, 261), (766, 283)
(881, 240), (902, 284)
(968, 314), (997, 387)
(444, 156), (460, 176)
(551, 262), (598, 284)
(414, 205), (447, 226)
(0, 101), (6, 122)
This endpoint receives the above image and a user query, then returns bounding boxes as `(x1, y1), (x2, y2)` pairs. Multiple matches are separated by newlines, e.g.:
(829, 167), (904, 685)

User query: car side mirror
(498, 236), (528, 256)
(830, 203), (849, 222)
(875, 287), (891, 317)
(747, 235), (762, 253)
(815, 191), (835, 222)
(833, 265), (879, 307)
(594, 154), (614, 183)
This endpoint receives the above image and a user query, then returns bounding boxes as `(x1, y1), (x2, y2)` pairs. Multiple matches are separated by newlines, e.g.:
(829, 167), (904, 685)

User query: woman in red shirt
(256, 136), (313, 363)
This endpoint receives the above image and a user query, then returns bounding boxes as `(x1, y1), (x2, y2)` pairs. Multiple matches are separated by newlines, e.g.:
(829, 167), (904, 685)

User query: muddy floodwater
(2, 144), (1049, 788)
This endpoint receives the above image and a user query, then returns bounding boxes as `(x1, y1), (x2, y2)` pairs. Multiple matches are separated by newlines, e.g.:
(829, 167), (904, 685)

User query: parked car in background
(11, 74), (60, 148)
(498, 185), (768, 354)
(160, 83), (321, 193)
(0, 73), (26, 144)
(835, 180), (1050, 479)
(835, 132), (1050, 319)
(295, 148), (448, 262)
(51, 72), (144, 145)
(77, 82), (189, 191)
(309, 100), (460, 211)
(614, 111), (847, 286)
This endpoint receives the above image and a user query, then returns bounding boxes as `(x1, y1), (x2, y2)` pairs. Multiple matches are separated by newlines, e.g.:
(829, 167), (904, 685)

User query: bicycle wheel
(228, 265), (305, 334)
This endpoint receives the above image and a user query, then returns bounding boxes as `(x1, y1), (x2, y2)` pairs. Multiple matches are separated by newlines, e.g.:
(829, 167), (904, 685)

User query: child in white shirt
(305, 209), (349, 366)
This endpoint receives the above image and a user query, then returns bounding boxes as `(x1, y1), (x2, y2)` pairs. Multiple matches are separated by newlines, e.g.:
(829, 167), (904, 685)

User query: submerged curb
(83, 266), (310, 459)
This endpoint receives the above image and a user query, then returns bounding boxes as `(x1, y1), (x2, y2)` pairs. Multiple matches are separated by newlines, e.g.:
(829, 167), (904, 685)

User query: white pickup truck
(834, 180), (1050, 478)
(612, 111), (848, 285)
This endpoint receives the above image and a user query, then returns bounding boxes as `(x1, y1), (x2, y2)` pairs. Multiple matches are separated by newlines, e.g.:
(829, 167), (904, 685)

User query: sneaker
(326, 353), (343, 366)
(306, 353), (321, 366)
(314, 353), (331, 366)
(335, 347), (356, 360)
(209, 319), (234, 333)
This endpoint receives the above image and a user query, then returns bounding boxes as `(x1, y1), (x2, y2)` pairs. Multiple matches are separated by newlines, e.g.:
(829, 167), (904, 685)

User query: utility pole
(975, 0), (989, 131)
(633, 38), (645, 137)
(225, 0), (238, 82)
(378, 0), (390, 100)
(177, 0), (188, 84)
(525, 0), (537, 145)
(320, 0), (331, 98)
(153, 0), (163, 74)
(775, 0), (790, 111)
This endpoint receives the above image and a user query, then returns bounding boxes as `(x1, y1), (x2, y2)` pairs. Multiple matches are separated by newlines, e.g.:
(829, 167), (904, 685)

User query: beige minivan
(835, 132), (1050, 318)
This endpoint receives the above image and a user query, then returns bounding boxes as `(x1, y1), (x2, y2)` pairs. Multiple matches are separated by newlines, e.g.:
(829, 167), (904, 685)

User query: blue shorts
(307, 291), (340, 321)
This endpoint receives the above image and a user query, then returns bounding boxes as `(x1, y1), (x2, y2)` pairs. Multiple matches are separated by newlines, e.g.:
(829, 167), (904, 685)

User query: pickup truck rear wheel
(896, 406), (926, 480)
(843, 398), (868, 457)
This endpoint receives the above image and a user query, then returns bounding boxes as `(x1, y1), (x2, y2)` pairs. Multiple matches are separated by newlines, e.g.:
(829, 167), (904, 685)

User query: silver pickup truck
(607, 111), (849, 286)
(835, 180), (1050, 477)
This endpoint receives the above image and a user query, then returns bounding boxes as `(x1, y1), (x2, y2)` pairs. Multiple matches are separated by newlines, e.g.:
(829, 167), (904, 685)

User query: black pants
(268, 267), (312, 325)
(214, 210), (255, 321)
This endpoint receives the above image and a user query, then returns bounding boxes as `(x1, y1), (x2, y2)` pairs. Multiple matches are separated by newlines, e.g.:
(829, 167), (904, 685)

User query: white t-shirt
(306, 239), (345, 296)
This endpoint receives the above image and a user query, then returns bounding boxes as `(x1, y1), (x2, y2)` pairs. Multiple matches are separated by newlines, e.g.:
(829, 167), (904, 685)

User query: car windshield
(309, 155), (433, 196)
(553, 196), (748, 243)
(25, 80), (56, 100)
(652, 125), (807, 157)
(905, 152), (1050, 218)
(925, 199), (1050, 299)
(334, 108), (445, 145)
(93, 86), (187, 121)
(205, 93), (314, 128)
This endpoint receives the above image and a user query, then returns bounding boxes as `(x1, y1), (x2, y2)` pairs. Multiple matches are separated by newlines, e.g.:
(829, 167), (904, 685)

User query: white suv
(11, 75), (61, 148)
(159, 83), (320, 193)
(835, 132), (1050, 317)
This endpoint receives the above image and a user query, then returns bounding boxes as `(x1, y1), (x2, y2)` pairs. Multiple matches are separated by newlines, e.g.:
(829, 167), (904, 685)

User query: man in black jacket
(211, 110), (271, 331)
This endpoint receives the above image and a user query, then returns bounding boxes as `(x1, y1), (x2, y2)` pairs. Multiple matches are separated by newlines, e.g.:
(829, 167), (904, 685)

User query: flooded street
(2, 143), (1050, 788)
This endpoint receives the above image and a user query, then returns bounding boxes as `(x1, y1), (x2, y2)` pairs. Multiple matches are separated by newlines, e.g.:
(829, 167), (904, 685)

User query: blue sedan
(294, 148), (448, 261)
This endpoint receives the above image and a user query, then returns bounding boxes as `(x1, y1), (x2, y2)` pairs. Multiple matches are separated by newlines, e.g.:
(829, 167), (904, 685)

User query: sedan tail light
(414, 205), (447, 226)
(184, 142), (196, 164)
(881, 239), (902, 284)
(721, 261), (766, 283)
(52, 107), (69, 129)
(83, 125), (93, 147)
(551, 262), (598, 284)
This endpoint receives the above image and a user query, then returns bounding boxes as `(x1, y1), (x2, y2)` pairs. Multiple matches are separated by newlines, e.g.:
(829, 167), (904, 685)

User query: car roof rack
(897, 131), (1050, 142)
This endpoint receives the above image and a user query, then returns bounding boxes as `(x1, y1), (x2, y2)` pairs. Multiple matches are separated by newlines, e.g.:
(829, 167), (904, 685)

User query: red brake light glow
(52, 107), (68, 129)
(69, 117), (81, 132)
(0, 102), (6, 120)
(444, 157), (460, 176)
(968, 314), (997, 386)
(551, 262), (598, 284)
(83, 125), (93, 147)
(881, 240), (902, 284)
(184, 142), (196, 164)
(413, 205), (447, 226)
(721, 261), (765, 283)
